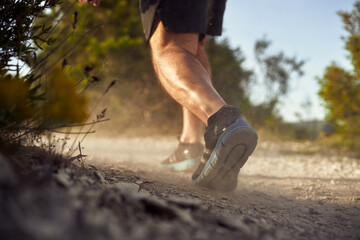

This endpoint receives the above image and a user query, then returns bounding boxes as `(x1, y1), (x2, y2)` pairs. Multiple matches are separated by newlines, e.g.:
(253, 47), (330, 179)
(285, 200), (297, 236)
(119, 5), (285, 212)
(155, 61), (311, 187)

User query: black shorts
(140, 0), (226, 41)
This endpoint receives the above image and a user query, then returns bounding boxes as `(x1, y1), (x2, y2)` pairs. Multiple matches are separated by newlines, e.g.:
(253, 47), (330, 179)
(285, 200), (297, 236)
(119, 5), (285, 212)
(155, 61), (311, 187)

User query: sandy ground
(81, 136), (360, 240)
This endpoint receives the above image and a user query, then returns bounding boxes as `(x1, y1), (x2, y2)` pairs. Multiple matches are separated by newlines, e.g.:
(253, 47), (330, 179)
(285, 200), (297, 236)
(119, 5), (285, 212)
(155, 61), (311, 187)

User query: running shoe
(161, 141), (204, 172)
(192, 105), (258, 191)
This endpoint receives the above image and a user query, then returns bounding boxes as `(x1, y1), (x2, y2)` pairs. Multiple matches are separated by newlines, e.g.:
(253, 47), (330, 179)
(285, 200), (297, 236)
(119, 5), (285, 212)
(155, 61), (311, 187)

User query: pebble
(166, 196), (202, 209)
(53, 169), (72, 188)
(308, 208), (320, 215)
(110, 182), (151, 197)
(93, 170), (107, 184)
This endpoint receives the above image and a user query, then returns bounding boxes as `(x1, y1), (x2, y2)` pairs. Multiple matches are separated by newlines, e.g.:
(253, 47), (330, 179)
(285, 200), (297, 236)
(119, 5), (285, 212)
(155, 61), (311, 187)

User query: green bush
(0, 0), (89, 144)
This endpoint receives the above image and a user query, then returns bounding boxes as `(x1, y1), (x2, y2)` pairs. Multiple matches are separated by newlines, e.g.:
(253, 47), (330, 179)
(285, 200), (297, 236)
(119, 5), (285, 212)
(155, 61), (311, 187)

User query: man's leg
(151, 19), (257, 191)
(180, 36), (212, 144)
(149, 20), (226, 124)
(152, 21), (221, 172)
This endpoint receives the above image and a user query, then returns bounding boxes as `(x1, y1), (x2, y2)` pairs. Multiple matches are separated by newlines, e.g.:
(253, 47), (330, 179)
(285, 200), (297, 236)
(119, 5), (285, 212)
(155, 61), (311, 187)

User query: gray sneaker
(192, 106), (258, 191)
(161, 142), (204, 172)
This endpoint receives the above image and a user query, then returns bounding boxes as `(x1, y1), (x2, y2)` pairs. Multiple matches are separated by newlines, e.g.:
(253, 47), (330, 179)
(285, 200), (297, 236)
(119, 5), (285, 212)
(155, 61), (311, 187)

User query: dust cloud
(82, 136), (179, 172)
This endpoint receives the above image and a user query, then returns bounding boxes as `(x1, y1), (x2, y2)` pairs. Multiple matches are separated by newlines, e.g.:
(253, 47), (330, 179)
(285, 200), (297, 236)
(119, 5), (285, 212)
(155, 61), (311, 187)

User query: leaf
(47, 37), (57, 45)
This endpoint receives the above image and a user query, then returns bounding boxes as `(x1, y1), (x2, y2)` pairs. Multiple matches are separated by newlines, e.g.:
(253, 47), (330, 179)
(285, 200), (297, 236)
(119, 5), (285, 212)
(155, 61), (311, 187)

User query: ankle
(204, 105), (243, 150)
(179, 134), (202, 144)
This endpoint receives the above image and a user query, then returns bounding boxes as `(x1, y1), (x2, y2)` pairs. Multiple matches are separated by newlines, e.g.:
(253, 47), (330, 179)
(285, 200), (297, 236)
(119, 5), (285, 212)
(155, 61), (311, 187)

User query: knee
(151, 38), (199, 60)
(149, 22), (200, 57)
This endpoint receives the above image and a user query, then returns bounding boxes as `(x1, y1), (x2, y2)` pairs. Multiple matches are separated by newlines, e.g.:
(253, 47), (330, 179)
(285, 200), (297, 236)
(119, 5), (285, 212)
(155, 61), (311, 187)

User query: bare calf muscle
(149, 21), (226, 123)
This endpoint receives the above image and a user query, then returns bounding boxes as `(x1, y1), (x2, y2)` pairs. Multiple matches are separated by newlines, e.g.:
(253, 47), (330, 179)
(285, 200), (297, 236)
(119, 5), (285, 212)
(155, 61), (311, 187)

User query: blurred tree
(249, 38), (305, 129)
(254, 38), (305, 113)
(318, 1), (360, 148)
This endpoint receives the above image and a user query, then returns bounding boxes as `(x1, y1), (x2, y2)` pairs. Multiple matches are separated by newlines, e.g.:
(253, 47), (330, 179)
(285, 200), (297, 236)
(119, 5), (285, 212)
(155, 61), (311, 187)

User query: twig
(67, 79), (117, 155)
(49, 129), (95, 134)
(68, 153), (87, 162)
(47, 118), (110, 130)
(43, 2), (77, 42)
(78, 141), (84, 165)
(69, 123), (95, 156)
(33, 32), (74, 72)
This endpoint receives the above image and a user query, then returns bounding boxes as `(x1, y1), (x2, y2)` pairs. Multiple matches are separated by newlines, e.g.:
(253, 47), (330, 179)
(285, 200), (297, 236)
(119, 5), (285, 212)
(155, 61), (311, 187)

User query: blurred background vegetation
(1, 0), (88, 146)
(41, 0), (305, 134)
(318, 2), (360, 150)
(0, 0), (359, 152)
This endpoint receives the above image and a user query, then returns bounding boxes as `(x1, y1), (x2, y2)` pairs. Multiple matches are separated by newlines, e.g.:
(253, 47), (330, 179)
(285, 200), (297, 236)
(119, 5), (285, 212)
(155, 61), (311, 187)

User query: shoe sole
(194, 118), (258, 191)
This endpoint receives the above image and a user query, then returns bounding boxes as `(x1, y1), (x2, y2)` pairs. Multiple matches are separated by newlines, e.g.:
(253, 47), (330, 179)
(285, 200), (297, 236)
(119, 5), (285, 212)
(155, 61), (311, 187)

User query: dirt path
(83, 136), (360, 240)
(2, 136), (359, 240)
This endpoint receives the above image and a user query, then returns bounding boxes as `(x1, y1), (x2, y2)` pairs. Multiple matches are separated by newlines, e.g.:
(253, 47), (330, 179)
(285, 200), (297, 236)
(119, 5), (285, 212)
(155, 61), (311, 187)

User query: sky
(220, 0), (356, 122)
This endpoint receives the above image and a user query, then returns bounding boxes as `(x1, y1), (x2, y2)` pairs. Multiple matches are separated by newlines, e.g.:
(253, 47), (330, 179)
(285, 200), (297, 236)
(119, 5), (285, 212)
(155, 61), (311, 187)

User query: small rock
(87, 164), (98, 170)
(93, 170), (107, 184)
(138, 188), (151, 197)
(217, 215), (252, 236)
(106, 177), (118, 182)
(166, 197), (202, 209)
(330, 179), (335, 185)
(79, 175), (94, 185)
(242, 215), (257, 225)
(141, 197), (194, 224)
(294, 225), (305, 232)
(109, 182), (151, 197)
(111, 182), (139, 193)
(259, 217), (274, 230)
(309, 208), (320, 215)
(53, 169), (72, 188)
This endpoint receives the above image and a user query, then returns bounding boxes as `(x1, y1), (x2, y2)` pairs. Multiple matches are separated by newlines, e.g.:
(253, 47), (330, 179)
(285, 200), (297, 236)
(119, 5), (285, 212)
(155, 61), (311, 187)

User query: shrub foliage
(318, 2), (360, 148)
(0, 0), (89, 144)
